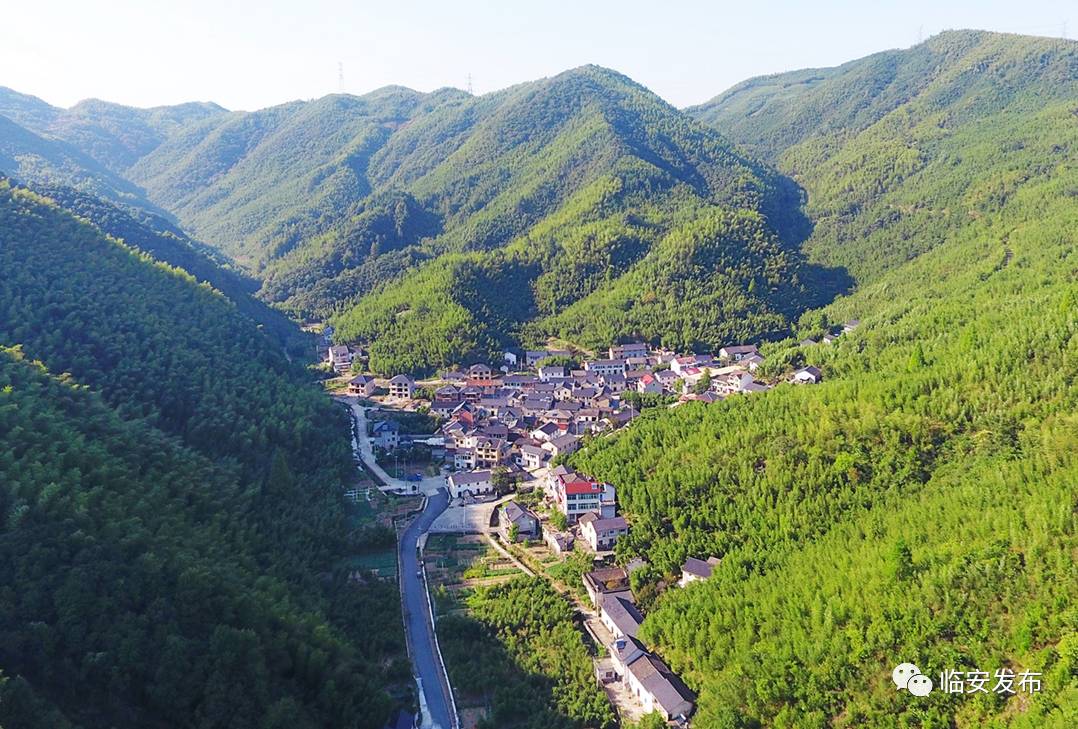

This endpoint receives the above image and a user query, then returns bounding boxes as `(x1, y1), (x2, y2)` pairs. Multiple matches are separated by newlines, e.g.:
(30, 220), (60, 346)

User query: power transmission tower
(917, 25), (924, 44)
(467, 73), (474, 95)
(338, 62), (344, 93)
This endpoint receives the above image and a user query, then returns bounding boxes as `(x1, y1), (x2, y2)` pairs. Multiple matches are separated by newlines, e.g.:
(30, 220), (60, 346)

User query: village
(325, 327), (858, 728)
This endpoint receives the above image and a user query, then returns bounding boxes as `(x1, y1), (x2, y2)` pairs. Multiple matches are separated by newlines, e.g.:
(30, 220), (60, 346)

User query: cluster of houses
(448, 463), (626, 553)
(393, 340), (815, 472)
(585, 566), (695, 724)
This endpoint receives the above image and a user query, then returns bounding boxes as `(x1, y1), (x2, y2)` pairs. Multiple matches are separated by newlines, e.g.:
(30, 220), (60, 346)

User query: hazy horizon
(2, 0), (1074, 112)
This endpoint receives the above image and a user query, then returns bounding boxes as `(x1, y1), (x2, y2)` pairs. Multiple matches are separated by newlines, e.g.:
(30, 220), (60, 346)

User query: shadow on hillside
(435, 607), (611, 729)
(771, 174), (855, 312)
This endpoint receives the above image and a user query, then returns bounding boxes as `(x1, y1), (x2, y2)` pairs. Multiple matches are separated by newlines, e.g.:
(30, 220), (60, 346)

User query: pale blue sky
(2, 0), (1073, 111)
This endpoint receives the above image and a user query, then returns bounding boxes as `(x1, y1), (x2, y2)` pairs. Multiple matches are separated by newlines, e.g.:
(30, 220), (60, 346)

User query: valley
(0, 26), (1075, 729)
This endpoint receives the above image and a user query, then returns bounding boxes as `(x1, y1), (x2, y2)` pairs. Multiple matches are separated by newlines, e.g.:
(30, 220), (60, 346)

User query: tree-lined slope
(691, 30), (1078, 282)
(0, 179), (408, 728)
(318, 66), (840, 373)
(564, 30), (1078, 728)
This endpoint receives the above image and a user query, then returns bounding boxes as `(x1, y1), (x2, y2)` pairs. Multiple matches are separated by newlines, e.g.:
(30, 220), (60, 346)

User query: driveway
(400, 489), (456, 729)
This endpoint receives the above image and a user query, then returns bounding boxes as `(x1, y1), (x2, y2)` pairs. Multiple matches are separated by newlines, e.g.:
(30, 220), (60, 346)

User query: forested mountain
(562, 30), (1077, 727)
(317, 66), (843, 373)
(0, 179), (408, 728)
(689, 30), (1078, 282)
(26, 182), (309, 353)
(0, 86), (226, 173)
(0, 114), (156, 211)
(0, 87), (222, 212)
(127, 86), (464, 267)
(1, 69), (847, 375)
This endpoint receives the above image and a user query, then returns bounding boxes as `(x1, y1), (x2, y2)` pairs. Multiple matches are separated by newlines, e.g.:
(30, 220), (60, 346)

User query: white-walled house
(447, 470), (494, 499)
(678, 556), (721, 587)
(624, 653), (695, 722)
(579, 513), (628, 551)
(791, 366), (823, 384)
(327, 345), (354, 373)
(718, 344), (759, 362)
(598, 593), (644, 640)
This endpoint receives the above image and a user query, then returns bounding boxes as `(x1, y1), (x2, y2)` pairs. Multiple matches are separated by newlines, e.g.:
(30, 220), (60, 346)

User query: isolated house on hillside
(678, 556), (722, 587)
(327, 345), (353, 373)
(791, 365), (823, 384)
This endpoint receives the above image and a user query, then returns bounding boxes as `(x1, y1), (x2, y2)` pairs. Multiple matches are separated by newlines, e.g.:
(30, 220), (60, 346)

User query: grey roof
(372, 420), (399, 433)
(548, 434), (579, 449)
(626, 653), (695, 718)
(503, 501), (538, 527)
(448, 470), (492, 486)
(796, 365), (823, 378)
(600, 594), (644, 638)
(682, 556), (719, 579)
(721, 344), (759, 355)
(520, 444), (548, 457)
(587, 516), (627, 532)
(349, 374), (373, 384)
(388, 374), (414, 385)
(612, 635), (648, 665)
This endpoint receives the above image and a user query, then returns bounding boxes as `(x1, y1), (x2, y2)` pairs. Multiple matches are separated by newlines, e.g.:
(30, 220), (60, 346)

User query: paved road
(337, 396), (446, 496)
(400, 489), (456, 729)
(334, 395), (456, 727)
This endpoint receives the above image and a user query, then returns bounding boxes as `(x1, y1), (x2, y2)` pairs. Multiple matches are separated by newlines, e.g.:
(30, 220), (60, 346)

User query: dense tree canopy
(568, 31), (1078, 727)
(0, 181), (408, 728)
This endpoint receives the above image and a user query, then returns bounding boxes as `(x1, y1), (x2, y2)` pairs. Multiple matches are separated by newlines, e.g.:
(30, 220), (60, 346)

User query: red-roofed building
(555, 474), (616, 524)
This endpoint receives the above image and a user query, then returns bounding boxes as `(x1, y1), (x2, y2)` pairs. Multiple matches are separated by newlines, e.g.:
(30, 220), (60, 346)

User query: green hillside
(0, 86), (225, 172)
(27, 182), (309, 354)
(0, 86), (223, 209)
(127, 87), (462, 266)
(0, 179), (408, 728)
(324, 66), (842, 374)
(0, 114), (156, 211)
(2, 69), (846, 375)
(690, 30), (1078, 283)
(561, 30), (1078, 728)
